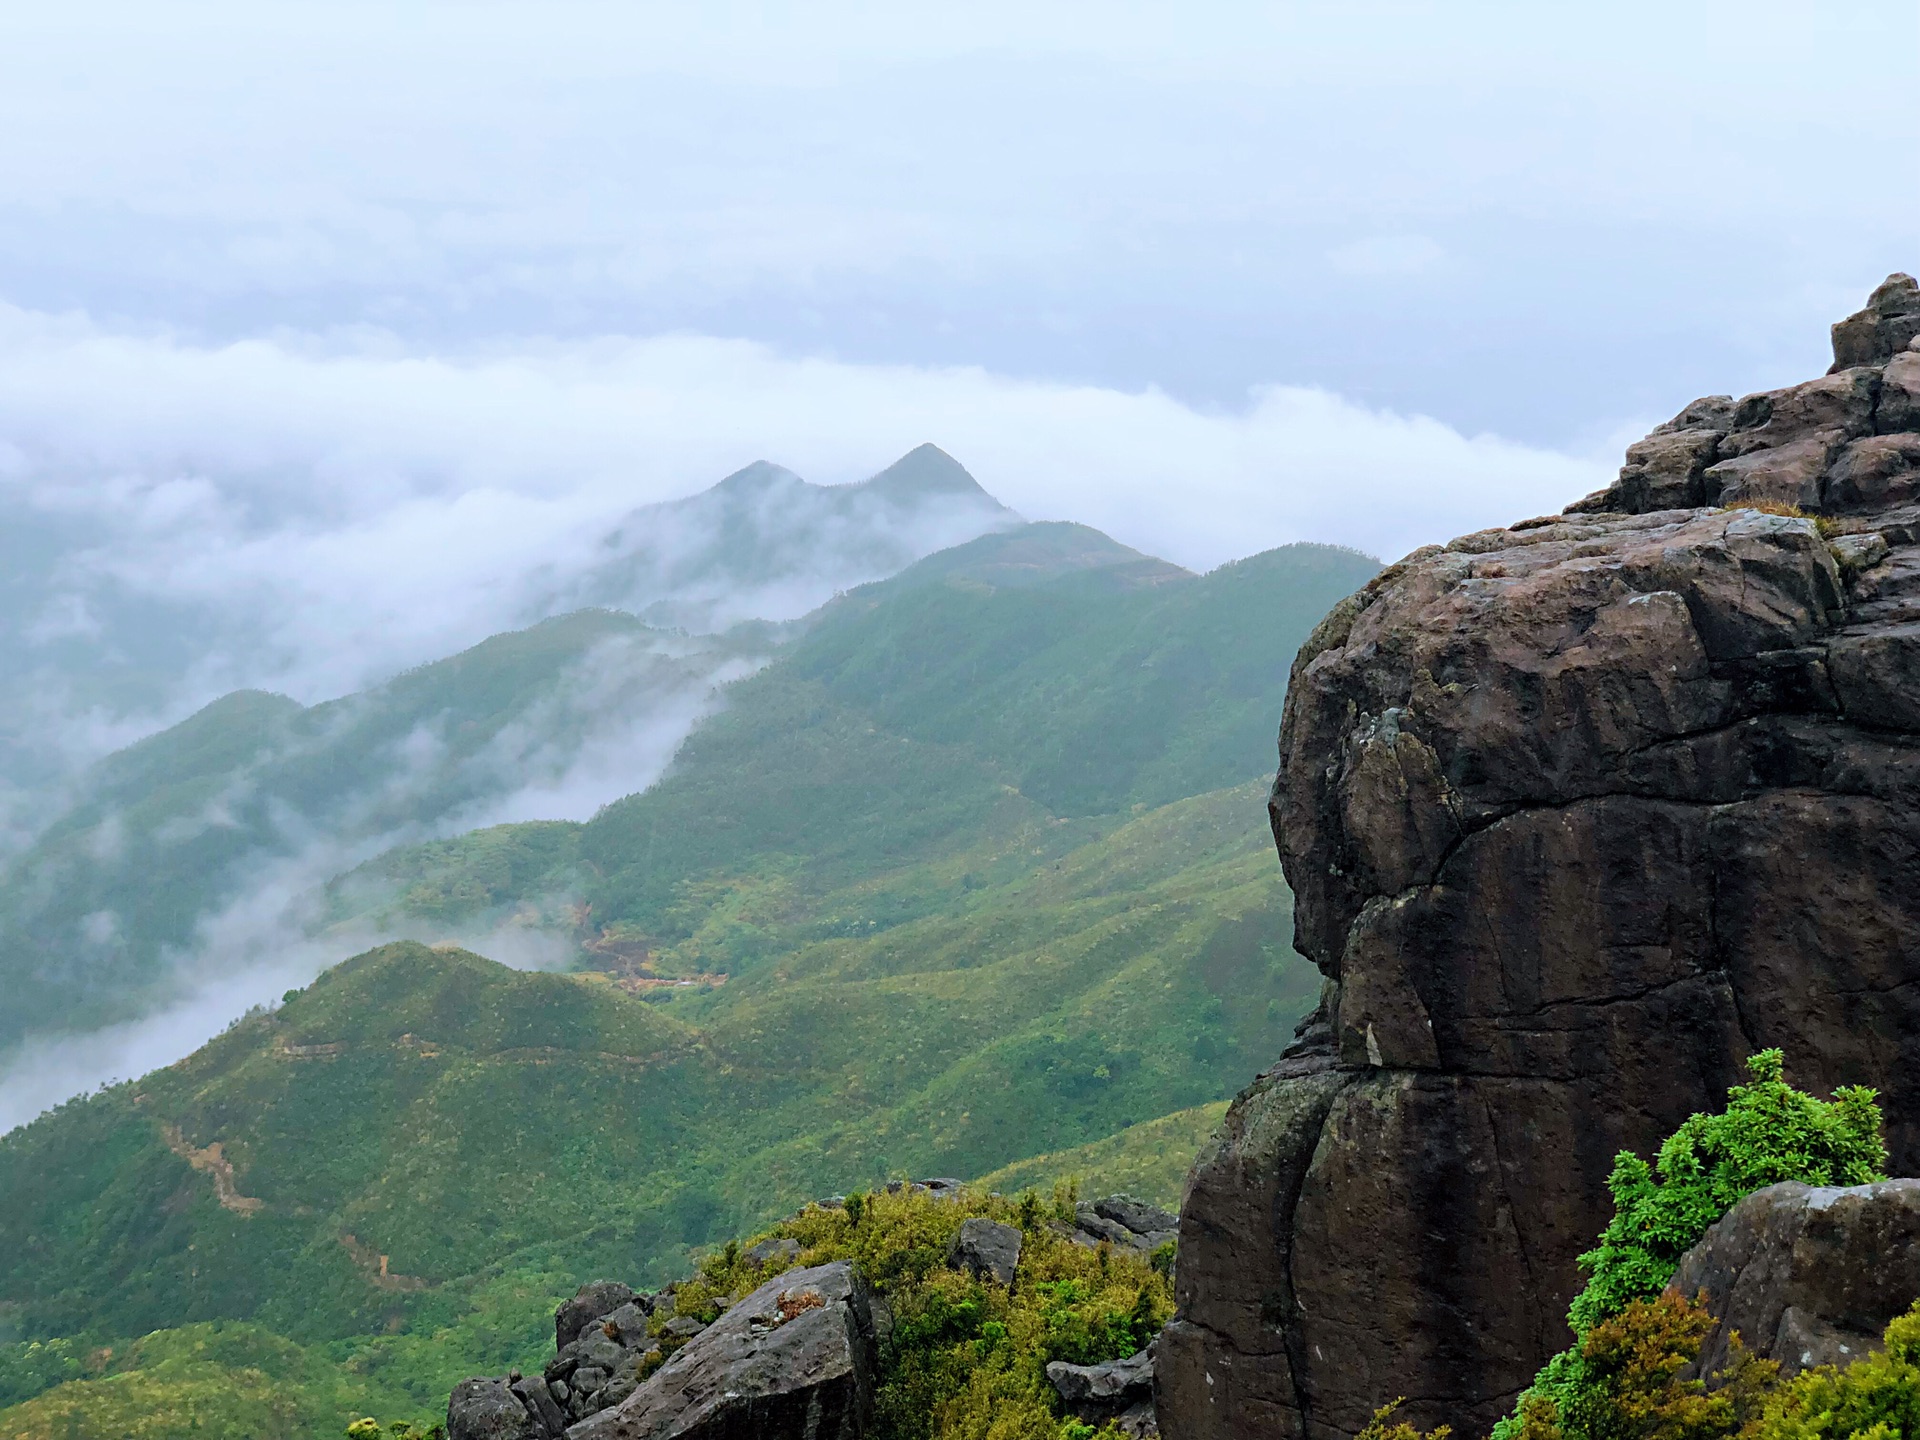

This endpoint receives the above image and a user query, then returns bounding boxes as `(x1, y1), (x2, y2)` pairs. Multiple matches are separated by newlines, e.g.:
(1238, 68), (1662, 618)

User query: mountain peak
(711, 460), (804, 497)
(856, 444), (1006, 507)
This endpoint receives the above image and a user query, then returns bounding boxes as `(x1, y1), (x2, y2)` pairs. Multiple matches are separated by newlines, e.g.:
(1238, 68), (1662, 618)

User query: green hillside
(0, 524), (1375, 1437)
(330, 525), (1377, 983)
(973, 1101), (1231, 1211)
(0, 610), (768, 1046)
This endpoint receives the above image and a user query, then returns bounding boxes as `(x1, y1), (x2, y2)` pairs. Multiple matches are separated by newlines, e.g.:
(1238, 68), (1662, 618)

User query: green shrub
(1355, 1399), (1452, 1440)
(1754, 1299), (1920, 1440)
(1496, 1052), (1885, 1440)
(657, 1183), (1169, 1440)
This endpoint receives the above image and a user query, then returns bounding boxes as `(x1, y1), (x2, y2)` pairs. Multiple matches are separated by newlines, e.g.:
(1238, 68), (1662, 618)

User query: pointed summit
(711, 460), (804, 498)
(858, 444), (1006, 507)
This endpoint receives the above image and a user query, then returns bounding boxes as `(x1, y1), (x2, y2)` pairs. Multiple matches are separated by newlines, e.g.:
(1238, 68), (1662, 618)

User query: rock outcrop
(1068, 1196), (1179, 1256)
(949, 1217), (1023, 1287)
(1161, 277), (1920, 1440)
(1048, 1343), (1159, 1438)
(570, 1262), (877, 1440)
(1669, 1179), (1920, 1381)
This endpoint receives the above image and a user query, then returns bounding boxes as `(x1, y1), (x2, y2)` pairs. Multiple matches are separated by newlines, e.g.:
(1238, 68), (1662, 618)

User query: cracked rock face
(1160, 275), (1920, 1440)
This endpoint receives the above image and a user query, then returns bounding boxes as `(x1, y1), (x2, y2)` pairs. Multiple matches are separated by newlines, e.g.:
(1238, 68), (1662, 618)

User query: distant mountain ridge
(0, 443), (1017, 854)
(554, 443), (1018, 632)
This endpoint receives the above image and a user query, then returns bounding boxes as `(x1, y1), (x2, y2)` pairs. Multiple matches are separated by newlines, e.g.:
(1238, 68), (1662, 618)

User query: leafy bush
(656, 1183), (1169, 1440)
(1753, 1300), (1920, 1440)
(1355, 1399), (1453, 1439)
(1496, 1052), (1885, 1439)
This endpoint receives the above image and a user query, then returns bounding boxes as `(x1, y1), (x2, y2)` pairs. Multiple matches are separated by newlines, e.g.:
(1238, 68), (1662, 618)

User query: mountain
(0, 523), (1377, 1438)
(0, 610), (771, 1053)
(555, 444), (1018, 632)
(0, 444), (1014, 863)
(326, 525), (1376, 979)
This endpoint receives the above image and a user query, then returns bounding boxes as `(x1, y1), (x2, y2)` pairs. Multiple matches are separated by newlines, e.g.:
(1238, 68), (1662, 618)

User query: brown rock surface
(1161, 276), (1920, 1440)
(1668, 1179), (1920, 1381)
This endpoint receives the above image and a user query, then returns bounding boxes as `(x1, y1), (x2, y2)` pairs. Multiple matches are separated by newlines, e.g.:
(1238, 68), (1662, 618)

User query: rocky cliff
(1160, 274), (1920, 1440)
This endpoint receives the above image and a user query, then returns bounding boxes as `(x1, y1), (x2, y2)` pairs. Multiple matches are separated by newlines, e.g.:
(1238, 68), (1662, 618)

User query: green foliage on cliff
(1506, 1291), (1920, 1440)
(1496, 1053), (1888, 1440)
(1755, 1299), (1920, 1439)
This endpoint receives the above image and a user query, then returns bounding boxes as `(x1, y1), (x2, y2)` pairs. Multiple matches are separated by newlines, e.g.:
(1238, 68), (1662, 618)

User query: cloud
(0, 305), (1613, 705)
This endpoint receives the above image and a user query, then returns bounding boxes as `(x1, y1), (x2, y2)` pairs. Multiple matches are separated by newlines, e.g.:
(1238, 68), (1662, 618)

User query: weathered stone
(1669, 1180), (1920, 1379)
(662, 1315), (706, 1340)
(1092, 1196), (1179, 1238)
(558, 1283), (638, 1351)
(570, 1367), (610, 1399)
(1827, 435), (1920, 511)
(948, 1217), (1022, 1286)
(598, 1303), (650, 1346)
(569, 1261), (877, 1440)
(512, 1375), (568, 1437)
(1049, 1344), (1157, 1437)
(1831, 272), (1920, 369)
(744, 1237), (801, 1269)
(1163, 277), (1920, 1440)
(448, 1377), (537, 1440)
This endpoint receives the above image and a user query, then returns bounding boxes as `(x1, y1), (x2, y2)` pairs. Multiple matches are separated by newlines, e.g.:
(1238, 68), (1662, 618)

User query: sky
(0, 0), (1912, 712)
(0, 0), (1916, 1123)
(2, 2), (1913, 449)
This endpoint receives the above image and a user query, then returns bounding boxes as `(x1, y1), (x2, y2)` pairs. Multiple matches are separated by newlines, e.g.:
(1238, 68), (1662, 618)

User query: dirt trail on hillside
(159, 1123), (265, 1215)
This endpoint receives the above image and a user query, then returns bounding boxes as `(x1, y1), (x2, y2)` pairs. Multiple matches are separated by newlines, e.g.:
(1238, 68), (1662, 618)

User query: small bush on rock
(1496, 1052), (1885, 1440)
(1752, 1299), (1920, 1440)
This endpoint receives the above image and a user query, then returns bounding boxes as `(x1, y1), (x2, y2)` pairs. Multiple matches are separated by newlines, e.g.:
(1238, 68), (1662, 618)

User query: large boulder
(1670, 1179), (1920, 1379)
(448, 1378), (538, 1440)
(948, 1217), (1022, 1287)
(568, 1261), (878, 1440)
(1161, 278), (1920, 1440)
(1048, 1344), (1158, 1438)
(558, 1282), (642, 1351)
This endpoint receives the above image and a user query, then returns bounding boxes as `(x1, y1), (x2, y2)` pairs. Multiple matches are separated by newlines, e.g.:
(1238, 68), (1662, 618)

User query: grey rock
(1048, 1345), (1157, 1437)
(1092, 1195), (1178, 1237)
(1831, 272), (1920, 370)
(663, 1314), (706, 1339)
(1832, 531), (1891, 574)
(549, 1380), (570, 1407)
(567, 1261), (878, 1440)
(570, 1366), (610, 1398)
(744, 1237), (801, 1269)
(1669, 1179), (1920, 1380)
(1073, 1204), (1136, 1246)
(595, 1375), (639, 1412)
(598, 1303), (650, 1346)
(948, 1217), (1022, 1287)
(511, 1375), (568, 1437)
(885, 1177), (966, 1201)
(447, 1377), (537, 1440)
(558, 1283), (638, 1352)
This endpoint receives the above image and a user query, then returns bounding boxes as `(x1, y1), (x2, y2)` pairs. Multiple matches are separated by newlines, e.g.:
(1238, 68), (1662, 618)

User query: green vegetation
(0, 525), (1376, 1438)
(1497, 1053), (1888, 1440)
(657, 1184), (1170, 1440)
(0, 608), (767, 1044)
(0, 1322), (422, 1440)
(973, 1102), (1228, 1211)
(1505, 1291), (1920, 1440)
